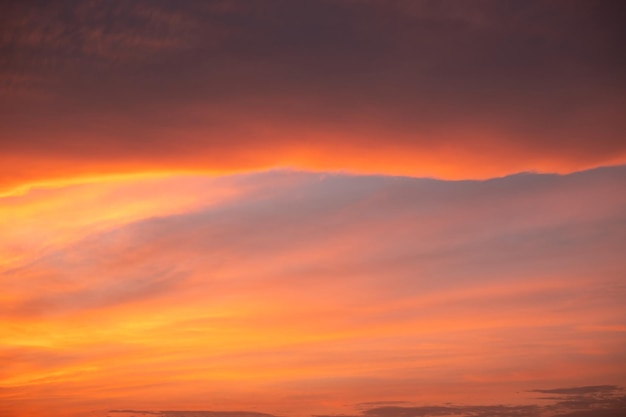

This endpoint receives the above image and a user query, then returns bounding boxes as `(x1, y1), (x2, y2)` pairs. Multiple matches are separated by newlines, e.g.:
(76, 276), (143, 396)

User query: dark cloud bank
(1, 0), (626, 185)
(109, 385), (626, 417)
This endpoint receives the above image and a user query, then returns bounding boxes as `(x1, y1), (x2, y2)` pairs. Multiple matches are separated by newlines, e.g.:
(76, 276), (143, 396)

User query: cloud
(1, 0), (625, 192)
(105, 385), (626, 417)
(1, 166), (625, 416)
(530, 385), (620, 395)
(0, 0), (198, 66)
(315, 385), (626, 417)
(532, 384), (626, 417)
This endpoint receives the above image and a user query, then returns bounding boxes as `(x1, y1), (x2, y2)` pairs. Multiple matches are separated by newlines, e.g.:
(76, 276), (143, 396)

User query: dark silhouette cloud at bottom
(108, 385), (626, 417)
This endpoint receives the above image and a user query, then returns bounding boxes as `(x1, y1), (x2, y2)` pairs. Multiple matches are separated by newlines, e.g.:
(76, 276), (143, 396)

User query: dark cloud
(317, 385), (625, 417)
(530, 385), (620, 395)
(553, 411), (626, 417)
(537, 385), (626, 417)
(1, 0), (625, 189)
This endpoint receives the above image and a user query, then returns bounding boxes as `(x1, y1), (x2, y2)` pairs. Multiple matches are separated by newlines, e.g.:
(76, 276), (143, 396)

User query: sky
(0, 1), (625, 417)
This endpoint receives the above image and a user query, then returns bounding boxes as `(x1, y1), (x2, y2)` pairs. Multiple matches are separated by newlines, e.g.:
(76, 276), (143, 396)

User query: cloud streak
(1, 167), (625, 416)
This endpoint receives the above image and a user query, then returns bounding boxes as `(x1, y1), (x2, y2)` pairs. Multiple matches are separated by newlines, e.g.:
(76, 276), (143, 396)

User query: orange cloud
(1, 167), (625, 416)
(1, 0), (625, 193)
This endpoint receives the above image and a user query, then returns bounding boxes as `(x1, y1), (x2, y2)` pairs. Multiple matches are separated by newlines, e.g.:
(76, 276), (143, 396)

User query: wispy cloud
(1, 167), (625, 416)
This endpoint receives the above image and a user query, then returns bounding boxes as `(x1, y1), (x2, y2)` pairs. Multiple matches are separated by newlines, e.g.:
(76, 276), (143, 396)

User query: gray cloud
(316, 385), (625, 417)
(531, 385), (620, 395)
(1, 0), (625, 186)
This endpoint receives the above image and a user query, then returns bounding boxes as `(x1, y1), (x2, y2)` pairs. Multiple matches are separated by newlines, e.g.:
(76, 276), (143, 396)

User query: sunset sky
(1, 1), (625, 417)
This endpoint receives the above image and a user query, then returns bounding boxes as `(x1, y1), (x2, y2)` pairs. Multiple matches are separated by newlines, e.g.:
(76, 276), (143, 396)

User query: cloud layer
(1, 0), (625, 192)
(1, 167), (625, 416)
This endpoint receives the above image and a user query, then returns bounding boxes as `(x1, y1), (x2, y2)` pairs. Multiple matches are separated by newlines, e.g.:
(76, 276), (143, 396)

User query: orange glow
(1, 169), (625, 416)
(2, 129), (626, 197)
